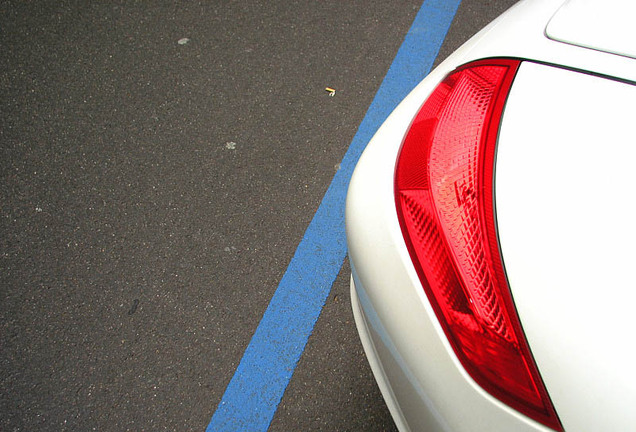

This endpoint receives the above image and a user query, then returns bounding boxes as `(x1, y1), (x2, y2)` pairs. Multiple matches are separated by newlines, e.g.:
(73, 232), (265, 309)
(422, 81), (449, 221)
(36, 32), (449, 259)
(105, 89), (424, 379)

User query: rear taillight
(395, 59), (562, 431)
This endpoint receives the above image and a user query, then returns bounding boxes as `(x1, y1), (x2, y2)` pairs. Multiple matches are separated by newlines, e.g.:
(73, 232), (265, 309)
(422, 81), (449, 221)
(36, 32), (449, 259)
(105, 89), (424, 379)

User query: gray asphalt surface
(2, 1), (516, 430)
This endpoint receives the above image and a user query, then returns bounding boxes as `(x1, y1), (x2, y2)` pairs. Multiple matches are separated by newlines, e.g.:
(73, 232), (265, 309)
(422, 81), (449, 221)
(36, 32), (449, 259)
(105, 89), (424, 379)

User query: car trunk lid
(495, 60), (636, 431)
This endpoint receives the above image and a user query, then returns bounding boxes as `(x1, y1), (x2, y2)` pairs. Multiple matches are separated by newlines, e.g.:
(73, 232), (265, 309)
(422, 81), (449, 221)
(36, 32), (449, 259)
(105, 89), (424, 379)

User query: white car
(346, 0), (636, 431)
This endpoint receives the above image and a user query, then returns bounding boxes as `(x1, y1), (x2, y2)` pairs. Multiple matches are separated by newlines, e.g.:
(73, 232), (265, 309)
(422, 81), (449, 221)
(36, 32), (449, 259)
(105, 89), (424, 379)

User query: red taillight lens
(395, 59), (562, 431)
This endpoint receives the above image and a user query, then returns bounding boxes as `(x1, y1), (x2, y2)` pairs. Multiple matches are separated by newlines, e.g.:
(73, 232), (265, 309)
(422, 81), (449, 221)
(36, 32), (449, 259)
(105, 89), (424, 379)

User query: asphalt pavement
(1, 0), (516, 430)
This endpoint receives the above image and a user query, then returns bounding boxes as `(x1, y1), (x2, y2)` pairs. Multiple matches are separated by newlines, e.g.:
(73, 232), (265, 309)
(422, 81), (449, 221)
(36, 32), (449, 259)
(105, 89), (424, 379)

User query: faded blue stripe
(207, 1), (461, 430)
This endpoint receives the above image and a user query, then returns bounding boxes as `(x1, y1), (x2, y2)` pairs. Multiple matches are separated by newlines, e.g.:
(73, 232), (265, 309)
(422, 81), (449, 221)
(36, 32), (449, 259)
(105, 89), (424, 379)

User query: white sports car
(346, 0), (636, 431)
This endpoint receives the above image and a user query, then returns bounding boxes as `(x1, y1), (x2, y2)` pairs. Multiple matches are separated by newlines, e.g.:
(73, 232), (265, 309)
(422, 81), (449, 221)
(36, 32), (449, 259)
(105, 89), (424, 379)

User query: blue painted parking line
(207, 1), (461, 430)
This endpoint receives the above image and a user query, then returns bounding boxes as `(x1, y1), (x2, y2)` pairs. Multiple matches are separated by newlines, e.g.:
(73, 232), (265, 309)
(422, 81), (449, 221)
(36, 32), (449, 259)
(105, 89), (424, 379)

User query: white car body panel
(435, 0), (636, 82)
(347, 0), (636, 430)
(546, 0), (636, 59)
(496, 62), (636, 431)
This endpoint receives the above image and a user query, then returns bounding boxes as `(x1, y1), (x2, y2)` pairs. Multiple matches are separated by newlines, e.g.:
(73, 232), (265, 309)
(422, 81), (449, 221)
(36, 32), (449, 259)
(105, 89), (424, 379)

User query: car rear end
(346, 0), (636, 430)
